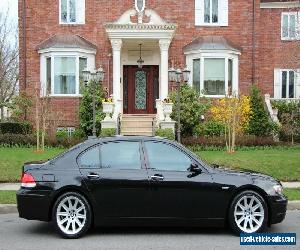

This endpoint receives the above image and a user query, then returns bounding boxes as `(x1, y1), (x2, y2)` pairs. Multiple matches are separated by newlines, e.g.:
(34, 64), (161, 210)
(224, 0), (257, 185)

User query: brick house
(18, 0), (300, 135)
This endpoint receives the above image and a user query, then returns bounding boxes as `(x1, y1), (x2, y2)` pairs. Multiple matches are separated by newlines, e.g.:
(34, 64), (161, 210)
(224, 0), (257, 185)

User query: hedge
(0, 122), (32, 135)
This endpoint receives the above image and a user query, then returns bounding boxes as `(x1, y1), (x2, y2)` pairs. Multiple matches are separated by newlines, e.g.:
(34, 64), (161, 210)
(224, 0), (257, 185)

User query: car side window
(79, 146), (100, 168)
(100, 141), (141, 170)
(144, 141), (192, 171)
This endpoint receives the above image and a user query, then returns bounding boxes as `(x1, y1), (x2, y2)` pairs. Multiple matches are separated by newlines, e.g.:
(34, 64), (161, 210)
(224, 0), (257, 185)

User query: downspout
(252, 0), (256, 85)
(22, 0), (27, 119)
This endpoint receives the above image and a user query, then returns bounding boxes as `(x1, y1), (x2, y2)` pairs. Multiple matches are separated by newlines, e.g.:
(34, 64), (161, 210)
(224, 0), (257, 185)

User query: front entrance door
(123, 65), (159, 114)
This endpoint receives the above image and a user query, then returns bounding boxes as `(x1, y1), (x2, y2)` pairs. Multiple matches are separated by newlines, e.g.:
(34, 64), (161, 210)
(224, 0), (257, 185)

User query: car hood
(212, 166), (280, 184)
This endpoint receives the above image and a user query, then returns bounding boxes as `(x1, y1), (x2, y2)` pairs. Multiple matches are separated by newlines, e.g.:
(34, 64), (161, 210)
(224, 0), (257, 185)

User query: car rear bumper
(16, 188), (51, 222)
(268, 194), (287, 225)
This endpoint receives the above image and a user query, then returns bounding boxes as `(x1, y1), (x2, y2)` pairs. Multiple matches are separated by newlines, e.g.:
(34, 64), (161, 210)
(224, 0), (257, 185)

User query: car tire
(228, 190), (268, 234)
(52, 192), (92, 239)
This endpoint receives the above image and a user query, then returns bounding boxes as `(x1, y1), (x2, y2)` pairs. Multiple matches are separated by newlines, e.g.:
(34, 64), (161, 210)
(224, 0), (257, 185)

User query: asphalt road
(0, 211), (299, 250)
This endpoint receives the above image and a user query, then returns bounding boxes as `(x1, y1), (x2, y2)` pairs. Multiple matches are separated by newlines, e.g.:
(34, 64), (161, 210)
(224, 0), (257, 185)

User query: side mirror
(188, 163), (202, 173)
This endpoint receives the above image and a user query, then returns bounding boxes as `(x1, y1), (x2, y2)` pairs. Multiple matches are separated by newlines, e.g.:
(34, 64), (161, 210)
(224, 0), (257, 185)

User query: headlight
(273, 184), (283, 195)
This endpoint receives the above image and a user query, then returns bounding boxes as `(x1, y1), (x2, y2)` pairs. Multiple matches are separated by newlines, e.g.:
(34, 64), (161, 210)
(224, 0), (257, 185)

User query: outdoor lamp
(182, 67), (191, 83)
(168, 67), (176, 82)
(82, 68), (90, 83)
(97, 65), (105, 83)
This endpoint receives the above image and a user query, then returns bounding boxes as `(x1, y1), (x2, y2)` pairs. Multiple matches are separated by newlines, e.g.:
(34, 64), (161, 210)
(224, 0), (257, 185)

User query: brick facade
(18, 0), (300, 130)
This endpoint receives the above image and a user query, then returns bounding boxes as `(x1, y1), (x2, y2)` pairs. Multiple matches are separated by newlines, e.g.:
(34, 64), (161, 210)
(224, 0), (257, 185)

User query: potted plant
(102, 97), (114, 121)
(163, 97), (173, 122)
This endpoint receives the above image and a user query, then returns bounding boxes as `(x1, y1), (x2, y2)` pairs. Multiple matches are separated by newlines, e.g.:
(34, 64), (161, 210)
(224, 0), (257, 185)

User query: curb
(0, 204), (18, 214)
(1, 202), (300, 215)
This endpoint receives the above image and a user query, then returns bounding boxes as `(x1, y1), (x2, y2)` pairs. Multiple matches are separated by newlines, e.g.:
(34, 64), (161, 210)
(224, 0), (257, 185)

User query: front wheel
(229, 190), (268, 234)
(53, 192), (92, 239)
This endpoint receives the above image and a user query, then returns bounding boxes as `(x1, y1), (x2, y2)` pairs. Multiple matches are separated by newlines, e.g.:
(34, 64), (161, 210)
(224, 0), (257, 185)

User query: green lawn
(0, 146), (299, 182)
(196, 147), (300, 182)
(0, 191), (16, 204)
(0, 147), (64, 182)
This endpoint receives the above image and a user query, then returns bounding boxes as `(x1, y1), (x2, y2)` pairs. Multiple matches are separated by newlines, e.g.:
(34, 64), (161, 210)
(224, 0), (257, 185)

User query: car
(17, 136), (287, 238)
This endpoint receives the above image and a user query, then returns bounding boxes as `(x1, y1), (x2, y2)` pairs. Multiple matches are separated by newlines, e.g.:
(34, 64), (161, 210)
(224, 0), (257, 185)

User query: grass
(0, 189), (300, 204)
(195, 146), (300, 181)
(284, 188), (300, 201)
(0, 147), (64, 182)
(0, 146), (299, 182)
(0, 191), (16, 204)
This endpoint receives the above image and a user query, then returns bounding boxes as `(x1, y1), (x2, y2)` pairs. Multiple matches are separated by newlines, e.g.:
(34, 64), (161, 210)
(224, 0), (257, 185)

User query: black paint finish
(17, 136), (287, 228)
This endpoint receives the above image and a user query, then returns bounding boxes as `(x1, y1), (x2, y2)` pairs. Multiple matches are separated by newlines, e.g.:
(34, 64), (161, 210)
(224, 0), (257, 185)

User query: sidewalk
(1, 182), (300, 191)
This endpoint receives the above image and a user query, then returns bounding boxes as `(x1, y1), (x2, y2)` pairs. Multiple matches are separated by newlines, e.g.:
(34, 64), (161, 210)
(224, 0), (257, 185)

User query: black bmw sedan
(17, 136), (287, 238)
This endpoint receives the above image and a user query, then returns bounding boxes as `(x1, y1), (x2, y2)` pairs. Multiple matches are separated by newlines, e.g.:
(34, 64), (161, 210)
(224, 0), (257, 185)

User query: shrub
(56, 130), (69, 139)
(0, 122), (32, 134)
(79, 84), (105, 136)
(170, 84), (210, 137)
(155, 128), (175, 140)
(247, 86), (274, 136)
(100, 128), (116, 137)
(0, 133), (36, 147)
(194, 121), (225, 137)
(182, 135), (280, 148)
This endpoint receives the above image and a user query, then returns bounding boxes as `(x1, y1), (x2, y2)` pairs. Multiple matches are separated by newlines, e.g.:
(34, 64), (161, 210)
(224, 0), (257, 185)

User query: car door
(79, 140), (149, 219)
(143, 140), (216, 220)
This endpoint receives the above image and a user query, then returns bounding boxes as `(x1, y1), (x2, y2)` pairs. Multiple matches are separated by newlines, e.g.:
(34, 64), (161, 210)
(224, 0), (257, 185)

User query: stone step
(121, 120), (154, 127)
(121, 127), (153, 133)
(121, 131), (154, 136)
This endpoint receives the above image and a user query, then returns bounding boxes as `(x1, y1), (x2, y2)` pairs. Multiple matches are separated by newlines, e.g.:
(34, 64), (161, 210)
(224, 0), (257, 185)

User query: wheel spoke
(249, 197), (255, 208)
(72, 221), (76, 233)
(57, 212), (68, 217)
(253, 212), (264, 217)
(75, 218), (83, 228)
(62, 204), (69, 212)
(237, 216), (245, 225)
(58, 217), (68, 225)
(235, 211), (244, 216)
(77, 214), (86, 219)
(243, 197), (248, 207)
(252, 204), (261, 211)
(76, 206), (84, 213)
(237, 203), (245, 210)
(252, 217), (260, 225)
(74, 199), (79, 209)
(249, 219), (254, 231)
(67, 198), (72, 209)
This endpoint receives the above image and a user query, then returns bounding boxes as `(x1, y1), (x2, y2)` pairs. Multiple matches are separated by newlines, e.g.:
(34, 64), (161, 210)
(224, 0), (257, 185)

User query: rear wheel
(229, 190), (268, 234)
(52, 192), (91, 239)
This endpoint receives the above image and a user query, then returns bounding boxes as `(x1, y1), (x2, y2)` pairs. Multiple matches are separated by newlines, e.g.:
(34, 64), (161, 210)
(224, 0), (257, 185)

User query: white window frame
(195, 0), (228, 27)
(279, 69), (296, 98)
(281, 12), (299, 40)
(204, 0), (219, 25)
(186, 51), (239, 98)
(39, 49), (95, 97)
(59, 0), (85, 25)
(57, 127), (76, 137)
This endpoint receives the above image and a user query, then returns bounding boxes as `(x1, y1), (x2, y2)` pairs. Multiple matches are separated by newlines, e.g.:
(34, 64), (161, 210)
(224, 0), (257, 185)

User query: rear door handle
(151, 175), (164, 181)
(87, 173), (100, 180)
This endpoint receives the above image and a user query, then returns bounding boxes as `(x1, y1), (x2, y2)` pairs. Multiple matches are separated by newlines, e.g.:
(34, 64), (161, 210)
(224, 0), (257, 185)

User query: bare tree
(0, 9), (18, 121)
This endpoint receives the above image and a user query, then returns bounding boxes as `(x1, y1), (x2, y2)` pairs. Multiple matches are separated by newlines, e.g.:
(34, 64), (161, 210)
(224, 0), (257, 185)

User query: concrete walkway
(1, 182), (300, 191)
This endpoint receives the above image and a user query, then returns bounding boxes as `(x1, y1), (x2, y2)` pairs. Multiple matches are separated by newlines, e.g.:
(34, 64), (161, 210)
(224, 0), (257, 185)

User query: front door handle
(87, 173), (100, 180)
(151, 174), (164, 181)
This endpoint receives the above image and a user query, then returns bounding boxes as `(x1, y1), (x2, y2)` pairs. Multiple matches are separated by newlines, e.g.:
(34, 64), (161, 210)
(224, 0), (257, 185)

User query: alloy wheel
(234, 195), (264, 233)
(56, 195), (87, 235)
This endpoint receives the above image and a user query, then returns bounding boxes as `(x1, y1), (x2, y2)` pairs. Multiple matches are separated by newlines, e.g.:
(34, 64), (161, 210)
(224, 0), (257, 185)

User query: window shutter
(195, 0), (204, 26)
(296, 70), (300, 98)
(76, 0), (85, 24)
(274, 69), (281, 98)
(219, 0), (228, 26)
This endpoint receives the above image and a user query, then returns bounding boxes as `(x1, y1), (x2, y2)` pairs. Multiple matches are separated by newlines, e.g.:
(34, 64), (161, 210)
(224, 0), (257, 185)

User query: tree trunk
(0, 106), (4, 121)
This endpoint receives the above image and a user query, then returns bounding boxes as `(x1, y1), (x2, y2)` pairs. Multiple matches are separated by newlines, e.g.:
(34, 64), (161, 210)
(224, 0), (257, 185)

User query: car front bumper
(16, 188), (52, 222)
(268, 194), (288, 225)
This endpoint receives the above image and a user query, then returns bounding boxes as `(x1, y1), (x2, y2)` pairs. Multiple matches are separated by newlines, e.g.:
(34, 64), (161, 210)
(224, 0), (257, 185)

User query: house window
(60, 0), (85, 24)
(57, 127), (76, 137)
(204, 0), (218, 24)
(54, 57), (76, 94)
(44, 55), (87, 96)
(195, 0), (228, 26)
(281, 70), (295, 98)
(281, 12), (299, 40)
(192, 56), (236, 97)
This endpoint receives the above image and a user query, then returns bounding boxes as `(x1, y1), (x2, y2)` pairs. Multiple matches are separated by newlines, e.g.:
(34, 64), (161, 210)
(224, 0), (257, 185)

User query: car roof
(86, 135), (169, 142)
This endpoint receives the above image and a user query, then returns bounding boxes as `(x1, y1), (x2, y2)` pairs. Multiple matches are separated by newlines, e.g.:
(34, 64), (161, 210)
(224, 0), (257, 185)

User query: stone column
(111, 39), (123, 120)
(159, 39), (171, 100)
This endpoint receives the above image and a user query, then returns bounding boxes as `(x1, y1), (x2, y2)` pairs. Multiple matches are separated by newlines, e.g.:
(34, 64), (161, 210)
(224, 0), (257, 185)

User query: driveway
(0, 211), (299, 250)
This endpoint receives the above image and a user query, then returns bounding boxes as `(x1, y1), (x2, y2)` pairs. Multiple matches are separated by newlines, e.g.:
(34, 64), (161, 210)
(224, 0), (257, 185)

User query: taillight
(21, 173), (36, 188)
